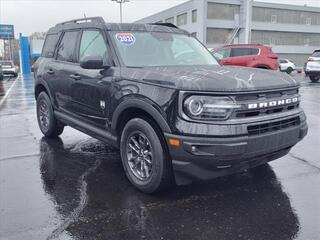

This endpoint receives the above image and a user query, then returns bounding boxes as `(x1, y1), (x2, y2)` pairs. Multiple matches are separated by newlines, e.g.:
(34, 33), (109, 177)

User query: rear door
(68, 29), (114, 127)
(49, 30), (80, 110)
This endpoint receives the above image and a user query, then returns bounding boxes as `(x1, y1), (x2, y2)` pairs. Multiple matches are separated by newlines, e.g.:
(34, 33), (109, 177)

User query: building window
(206, 28), (232, 44)
(192, 9), (197, 23)
(253, 7), (320, 26)
(207, 2), (240, 20)
(251, 30), (320, 46)
(165, 17), (174, 24)
(177, 13), (187, 26)
(306, 18), (311, 25)
(271, 15), (277, 23)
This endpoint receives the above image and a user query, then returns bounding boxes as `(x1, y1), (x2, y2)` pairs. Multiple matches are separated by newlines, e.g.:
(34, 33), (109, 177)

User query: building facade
(136, 0), (320, 67)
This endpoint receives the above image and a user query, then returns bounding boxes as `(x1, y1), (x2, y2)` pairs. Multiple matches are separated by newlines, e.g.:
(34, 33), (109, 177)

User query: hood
(121, 65), (299, 92)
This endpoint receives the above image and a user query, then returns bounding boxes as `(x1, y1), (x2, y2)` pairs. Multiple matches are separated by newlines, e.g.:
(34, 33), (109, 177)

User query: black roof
(47, 16), (188, 35)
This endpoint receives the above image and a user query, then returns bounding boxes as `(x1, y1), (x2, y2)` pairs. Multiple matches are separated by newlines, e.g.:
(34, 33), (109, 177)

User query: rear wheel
(310, 75), (320, 83)
(286, 67), (293, 74)
(36, 92), (64, 138)
(120, 118), (173, 193)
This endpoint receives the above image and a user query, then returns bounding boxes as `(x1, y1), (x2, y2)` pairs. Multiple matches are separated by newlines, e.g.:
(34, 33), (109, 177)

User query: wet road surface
(0, 75), (319, 240)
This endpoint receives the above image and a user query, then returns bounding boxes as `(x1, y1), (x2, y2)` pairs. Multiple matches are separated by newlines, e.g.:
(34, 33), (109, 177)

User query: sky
(0, 0), (319, 37)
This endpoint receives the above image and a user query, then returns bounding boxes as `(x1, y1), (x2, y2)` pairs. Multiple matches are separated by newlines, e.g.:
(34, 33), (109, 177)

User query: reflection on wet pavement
(0, 76), (319, 240)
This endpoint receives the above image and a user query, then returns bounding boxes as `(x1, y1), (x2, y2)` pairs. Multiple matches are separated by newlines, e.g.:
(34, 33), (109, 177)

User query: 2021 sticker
(115, 33), (136, 45)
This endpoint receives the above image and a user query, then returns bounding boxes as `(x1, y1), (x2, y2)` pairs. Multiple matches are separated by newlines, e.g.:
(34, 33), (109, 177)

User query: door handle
(47, 69), (54, 75)
(69, 74), (81, 80)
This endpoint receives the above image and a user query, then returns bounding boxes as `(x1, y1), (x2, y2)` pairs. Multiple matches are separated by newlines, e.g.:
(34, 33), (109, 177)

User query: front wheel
(36, 92), (64, 138)
(120, 118), (173, 193)
(310, 75), (320, 83)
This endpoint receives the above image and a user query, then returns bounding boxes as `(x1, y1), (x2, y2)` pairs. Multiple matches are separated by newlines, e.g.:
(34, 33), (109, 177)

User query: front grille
(247, 117), (300, 136)
(236, 104), (299, 118)
(233, 88), (300, 118)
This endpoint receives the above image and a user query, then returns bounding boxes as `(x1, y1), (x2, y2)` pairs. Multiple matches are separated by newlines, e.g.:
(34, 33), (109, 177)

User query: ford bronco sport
(34, 17), (308, 193)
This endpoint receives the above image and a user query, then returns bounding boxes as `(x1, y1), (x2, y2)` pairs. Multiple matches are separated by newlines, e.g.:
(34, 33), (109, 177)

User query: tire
(310, 75), (320, 83)
(120, 118), (173, 193)
(286, 67), (293, 74)
(36, 92), (64, 138)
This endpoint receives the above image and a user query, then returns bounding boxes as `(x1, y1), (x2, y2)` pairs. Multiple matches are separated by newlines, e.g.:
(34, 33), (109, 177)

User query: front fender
(111, 97), (172, 134)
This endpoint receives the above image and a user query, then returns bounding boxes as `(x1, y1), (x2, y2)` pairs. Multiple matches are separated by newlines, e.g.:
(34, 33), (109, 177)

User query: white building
(136, 0), (320, 67)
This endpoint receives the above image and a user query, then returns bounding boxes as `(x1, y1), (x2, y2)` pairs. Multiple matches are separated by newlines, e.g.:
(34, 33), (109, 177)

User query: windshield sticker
(115, 33), (135, 45)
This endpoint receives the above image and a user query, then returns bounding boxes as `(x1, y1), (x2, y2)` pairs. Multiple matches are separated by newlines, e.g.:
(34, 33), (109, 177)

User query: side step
(55, 111), (118, 148)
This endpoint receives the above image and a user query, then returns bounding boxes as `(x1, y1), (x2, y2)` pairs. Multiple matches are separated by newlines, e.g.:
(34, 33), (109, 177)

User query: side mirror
(80, 55), (104, 69)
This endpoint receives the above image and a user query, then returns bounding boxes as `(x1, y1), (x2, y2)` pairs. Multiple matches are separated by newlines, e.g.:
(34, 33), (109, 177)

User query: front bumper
(165, 115), (308, 185)
(305, 70), (320, 77)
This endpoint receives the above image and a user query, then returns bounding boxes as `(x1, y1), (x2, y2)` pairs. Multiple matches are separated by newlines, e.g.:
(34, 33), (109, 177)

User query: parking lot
(0, 74), (319, 240)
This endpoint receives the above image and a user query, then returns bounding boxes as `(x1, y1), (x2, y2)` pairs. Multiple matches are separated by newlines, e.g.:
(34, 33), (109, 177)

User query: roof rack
(55, 17), (105, 27)
(151, 23), (178, 29)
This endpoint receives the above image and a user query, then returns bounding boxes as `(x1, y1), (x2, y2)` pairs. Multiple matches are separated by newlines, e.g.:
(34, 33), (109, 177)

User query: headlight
(183, 96), (240, 120)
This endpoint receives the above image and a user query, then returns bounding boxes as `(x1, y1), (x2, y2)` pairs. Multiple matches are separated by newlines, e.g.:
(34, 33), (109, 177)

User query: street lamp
(111, 0), (129, 23)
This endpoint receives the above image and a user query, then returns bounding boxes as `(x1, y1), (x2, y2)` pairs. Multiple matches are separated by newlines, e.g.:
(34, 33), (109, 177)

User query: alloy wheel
(126, 131), (153, 181)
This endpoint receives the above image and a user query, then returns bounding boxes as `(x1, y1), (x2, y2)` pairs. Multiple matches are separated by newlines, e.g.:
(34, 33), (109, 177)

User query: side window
(231, 48), (253, 57)
(251, 48), (260, 55)
(79, 30), (110, 65)
(42, 34), (58, 58)
(213, 48), (231, 60)
(280, 60), (287, 64)
(57, 31), (79, 62)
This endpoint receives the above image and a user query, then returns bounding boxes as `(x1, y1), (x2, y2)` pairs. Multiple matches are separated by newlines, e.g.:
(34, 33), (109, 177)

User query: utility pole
(111, 0), (129, 23)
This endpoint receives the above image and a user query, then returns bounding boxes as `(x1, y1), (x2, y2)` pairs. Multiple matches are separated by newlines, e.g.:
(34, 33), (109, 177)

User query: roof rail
(55, 16), (105, 27)
(151, 23), (178, 29)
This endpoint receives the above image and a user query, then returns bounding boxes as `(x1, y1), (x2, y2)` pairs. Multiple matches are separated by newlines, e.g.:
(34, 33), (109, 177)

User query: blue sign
(0, 24), (14, 39)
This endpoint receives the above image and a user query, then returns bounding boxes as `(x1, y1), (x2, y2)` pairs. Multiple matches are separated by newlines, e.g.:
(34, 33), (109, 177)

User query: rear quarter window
(42, 34), (58, 58)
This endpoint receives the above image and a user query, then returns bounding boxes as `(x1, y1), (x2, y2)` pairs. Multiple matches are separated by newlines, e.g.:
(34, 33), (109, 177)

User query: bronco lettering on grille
(248, 97), (298, 109)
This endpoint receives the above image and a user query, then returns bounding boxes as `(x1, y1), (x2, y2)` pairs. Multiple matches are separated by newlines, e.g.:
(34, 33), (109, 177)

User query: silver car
(305, 50), (320, 83)
(0, 61), (18, 77)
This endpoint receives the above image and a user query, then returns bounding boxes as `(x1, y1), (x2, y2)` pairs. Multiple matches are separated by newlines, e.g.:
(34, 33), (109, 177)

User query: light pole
(111, 0), (129, 23)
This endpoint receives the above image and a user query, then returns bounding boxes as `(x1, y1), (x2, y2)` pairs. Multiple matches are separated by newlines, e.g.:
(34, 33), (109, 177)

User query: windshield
(312, 51), (320, 57)
(112, 31), (219, 67)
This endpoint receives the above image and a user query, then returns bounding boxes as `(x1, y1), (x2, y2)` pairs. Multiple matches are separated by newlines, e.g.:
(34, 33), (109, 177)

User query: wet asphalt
(0, 74), (319, 240)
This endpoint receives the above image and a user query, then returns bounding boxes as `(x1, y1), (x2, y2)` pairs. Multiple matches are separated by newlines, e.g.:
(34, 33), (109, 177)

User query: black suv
(34, 17), (308, 193)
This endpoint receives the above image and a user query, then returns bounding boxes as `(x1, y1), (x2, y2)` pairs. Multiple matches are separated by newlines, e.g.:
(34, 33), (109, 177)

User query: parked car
(0, 64), (3, 81)
(305, 49), (320, 83)
(0, 60), (18, 77)
(212, 44), (279, 71)
(279, 59), (296, 74)
(34, 17), (307, 193)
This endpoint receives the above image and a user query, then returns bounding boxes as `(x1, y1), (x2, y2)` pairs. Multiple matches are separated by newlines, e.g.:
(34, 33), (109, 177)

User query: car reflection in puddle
(39, 137), (299, 240)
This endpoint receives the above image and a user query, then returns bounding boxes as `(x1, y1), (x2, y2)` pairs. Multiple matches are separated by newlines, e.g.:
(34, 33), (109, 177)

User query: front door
(69, 30), (113, 128)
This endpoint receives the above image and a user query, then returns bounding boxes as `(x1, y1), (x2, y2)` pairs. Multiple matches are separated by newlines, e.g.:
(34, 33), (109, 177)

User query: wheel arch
(111, 98), (172, 138)
(253, 64), (271, 69)
(35, 82), (52, 100)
